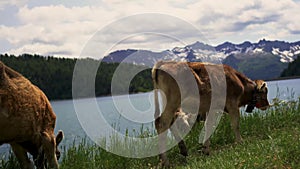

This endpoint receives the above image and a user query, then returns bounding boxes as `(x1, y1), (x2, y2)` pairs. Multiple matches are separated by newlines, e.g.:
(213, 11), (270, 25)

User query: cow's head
(36, 130), (64, 169)
(254, 80), (270, 110)
(55, 130), (64, 160)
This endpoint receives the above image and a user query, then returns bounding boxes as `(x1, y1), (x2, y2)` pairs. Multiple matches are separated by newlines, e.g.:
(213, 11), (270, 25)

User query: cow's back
(188, 62), (249, 112)
(153, 61), (249, 114)
(0, 63), (56, 143)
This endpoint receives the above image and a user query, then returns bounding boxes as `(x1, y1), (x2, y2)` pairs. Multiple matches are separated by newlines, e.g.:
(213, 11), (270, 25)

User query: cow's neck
(240, 81), (256, 106)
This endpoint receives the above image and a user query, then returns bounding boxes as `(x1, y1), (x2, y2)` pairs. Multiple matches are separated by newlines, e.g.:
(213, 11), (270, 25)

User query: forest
(281, 55), (300, 77)
(0, 54), (153, 100)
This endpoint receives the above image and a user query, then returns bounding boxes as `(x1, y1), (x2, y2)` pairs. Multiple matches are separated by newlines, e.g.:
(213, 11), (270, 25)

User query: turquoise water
(54, 93), (156, 146)
(267, 78), (300, 100)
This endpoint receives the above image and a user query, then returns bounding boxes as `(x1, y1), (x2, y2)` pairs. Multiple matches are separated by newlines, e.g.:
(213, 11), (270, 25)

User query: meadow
(1, 97), (299, 169)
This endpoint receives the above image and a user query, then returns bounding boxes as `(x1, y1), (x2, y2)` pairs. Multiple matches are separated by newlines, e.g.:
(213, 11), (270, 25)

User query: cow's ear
(259, 82), (267, 92)
(256, 81), (267, 91)
(261, 82), (266, 89)
(56, 130), (64, 145)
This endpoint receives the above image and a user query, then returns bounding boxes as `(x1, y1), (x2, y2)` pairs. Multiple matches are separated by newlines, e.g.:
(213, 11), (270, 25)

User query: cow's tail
(153, 88), (160, 120)
(152, 61), (163, 119)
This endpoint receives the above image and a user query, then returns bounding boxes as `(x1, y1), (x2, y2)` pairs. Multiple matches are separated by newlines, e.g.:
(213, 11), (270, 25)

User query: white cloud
(194, 0), (300, 44)
(0, 0), (28, 10)
(1, 0), (300, 58)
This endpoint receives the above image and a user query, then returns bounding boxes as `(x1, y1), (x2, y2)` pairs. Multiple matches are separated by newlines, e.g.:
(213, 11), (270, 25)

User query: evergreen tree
(281, 55), (300, 77)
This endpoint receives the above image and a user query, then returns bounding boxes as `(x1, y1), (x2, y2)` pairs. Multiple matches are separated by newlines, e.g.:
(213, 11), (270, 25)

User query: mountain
(102, 49), (138, 63)
(223, 52), (288, 80)
(102, 39), (300, 80)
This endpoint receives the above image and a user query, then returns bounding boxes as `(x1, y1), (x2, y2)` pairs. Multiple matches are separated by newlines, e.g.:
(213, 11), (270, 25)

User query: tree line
(281, 55), (300, 77)
(0, 54), (153, 100)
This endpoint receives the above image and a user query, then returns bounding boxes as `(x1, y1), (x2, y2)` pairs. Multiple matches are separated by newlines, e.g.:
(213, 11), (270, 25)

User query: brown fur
(152, 61), (270, 166)
(0, 61), (63, 169)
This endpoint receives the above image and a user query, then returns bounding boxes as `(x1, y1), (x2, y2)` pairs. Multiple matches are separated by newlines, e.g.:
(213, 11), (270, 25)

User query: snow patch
(272, 47), (295, 63)
(253, 48), (263, 53)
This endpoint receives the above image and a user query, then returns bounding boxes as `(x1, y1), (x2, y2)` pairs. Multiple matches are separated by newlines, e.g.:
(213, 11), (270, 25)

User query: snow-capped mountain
(103, 39), (300, 65)
(215, 39), (300, 63)
(172, 41), (227, 63)
(102, 39), (300, 79)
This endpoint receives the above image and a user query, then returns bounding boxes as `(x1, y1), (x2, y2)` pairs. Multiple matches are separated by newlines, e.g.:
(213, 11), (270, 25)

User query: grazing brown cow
(0, 61), (63, 169)
(152, 61), (269, 166)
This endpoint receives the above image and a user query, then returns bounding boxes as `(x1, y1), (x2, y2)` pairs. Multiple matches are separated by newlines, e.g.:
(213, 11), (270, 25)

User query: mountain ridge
(102, 39), (300, 80)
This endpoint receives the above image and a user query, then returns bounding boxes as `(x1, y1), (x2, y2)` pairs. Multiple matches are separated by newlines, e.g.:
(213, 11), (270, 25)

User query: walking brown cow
(0, 61), (63, 169)
(152, 61), (269, 166)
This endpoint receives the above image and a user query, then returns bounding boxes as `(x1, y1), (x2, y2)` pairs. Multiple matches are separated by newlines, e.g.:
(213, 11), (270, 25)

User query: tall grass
(0, 152), (19, 169)
(180, 99), (300, 169)
(1, 98), (299, 169)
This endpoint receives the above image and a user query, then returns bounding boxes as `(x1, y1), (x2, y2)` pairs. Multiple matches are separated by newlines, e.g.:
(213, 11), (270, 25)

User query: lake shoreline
(50, 77), (300, 102)
(265, 76), (300, 82)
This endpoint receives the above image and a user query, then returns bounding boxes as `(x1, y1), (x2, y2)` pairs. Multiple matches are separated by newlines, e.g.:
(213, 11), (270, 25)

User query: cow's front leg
(228, 108), (242, 143)
(11, 143), (34, 169)
(33, 149), (45, 169)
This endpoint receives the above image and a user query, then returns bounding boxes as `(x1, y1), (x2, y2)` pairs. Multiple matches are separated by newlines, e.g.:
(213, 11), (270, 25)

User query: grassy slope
(178, 98), (300, 169)
(183, 126), (299, 169)
(1, 98), (299, 169)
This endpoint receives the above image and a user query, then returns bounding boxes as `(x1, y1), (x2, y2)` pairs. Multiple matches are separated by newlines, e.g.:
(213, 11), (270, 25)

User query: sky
(1, 0), (300, 58)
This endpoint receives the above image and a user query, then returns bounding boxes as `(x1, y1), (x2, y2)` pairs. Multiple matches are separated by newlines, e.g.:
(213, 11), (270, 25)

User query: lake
(1, 78), (300, 155)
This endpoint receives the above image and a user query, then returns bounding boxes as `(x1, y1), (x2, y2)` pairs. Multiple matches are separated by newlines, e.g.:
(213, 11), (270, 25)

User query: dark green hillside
(223, 53), (288, 80)
(0, 54), (153, 100)
(0, 54), (76, 100)
(281, 55), (300, 77)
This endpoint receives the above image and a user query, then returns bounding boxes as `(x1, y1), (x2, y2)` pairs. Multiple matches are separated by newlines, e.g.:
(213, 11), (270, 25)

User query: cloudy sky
(1, 0), (300, 58)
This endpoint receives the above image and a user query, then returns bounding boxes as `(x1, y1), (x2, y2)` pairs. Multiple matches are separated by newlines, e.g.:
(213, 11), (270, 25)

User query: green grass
(1, 98), (300, 169)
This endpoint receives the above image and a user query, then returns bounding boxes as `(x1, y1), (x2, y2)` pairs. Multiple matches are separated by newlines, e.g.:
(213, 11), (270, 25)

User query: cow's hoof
(202, 150), (210, 156)
(159, 157), (170, 168)
(234, 137), (243, 144)
(180, 150), (188, 157)
(161, 160), (170, 168)
(201, 146), (210, 156)
(180, 156), (188, 165)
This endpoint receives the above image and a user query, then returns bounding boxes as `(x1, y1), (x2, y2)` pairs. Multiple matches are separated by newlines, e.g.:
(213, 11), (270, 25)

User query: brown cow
(0, 61), (63, 169)
(152, 61), (269, 166)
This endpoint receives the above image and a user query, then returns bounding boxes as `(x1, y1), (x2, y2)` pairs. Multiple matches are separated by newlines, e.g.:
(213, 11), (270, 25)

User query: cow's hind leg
(155, 105), (178, 167)
(200, 110), (223, 155)
(11, 143), (34, 169)
(202, 139), (211, 155)
(155, 116), (171, 167)
(170, 125), (188, 157)
(170, 109), (191, 156)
